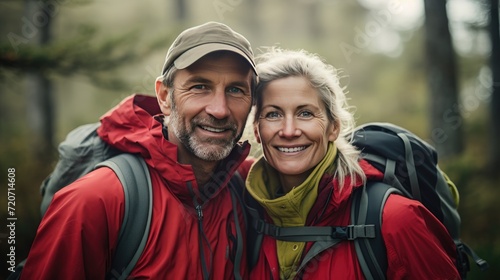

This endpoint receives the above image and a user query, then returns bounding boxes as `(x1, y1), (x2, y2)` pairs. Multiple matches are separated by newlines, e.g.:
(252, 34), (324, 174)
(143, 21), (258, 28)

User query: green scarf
(246, 142), (337, 280)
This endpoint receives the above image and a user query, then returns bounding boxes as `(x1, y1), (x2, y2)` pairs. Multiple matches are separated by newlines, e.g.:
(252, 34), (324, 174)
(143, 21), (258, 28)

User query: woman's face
(254, 76), (338, 178)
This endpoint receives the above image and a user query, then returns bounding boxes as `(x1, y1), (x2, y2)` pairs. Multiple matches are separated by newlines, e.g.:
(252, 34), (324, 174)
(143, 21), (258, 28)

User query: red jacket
(249, 161), (460, 280)
(21, 94), (254, 280)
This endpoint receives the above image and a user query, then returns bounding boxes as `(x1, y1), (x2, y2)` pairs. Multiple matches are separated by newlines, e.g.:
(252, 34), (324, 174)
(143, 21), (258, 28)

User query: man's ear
(155, 79), (171, 115)
(253, 123), (261, 144)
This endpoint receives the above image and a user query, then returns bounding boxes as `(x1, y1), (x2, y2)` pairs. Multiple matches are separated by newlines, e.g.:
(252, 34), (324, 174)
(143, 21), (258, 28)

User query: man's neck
(174, 145), (219, 187)
(189, 159), (218, 187)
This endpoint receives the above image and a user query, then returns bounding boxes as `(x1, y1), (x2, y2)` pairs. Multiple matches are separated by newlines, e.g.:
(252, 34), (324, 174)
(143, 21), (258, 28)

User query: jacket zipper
(188, 182), (211, 280)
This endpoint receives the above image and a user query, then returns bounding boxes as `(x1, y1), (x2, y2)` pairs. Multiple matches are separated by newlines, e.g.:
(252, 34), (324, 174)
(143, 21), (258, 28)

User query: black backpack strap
(352, 181), (400, 280)
(253, 221), (375, 242)
(228, 171), (264, 271)
(456, 241), (489, 275)
(244, 194), (264, 270)
(227, 171), (246, 280)
(6, 260), (25, 280)
(96, 154), (153, 280)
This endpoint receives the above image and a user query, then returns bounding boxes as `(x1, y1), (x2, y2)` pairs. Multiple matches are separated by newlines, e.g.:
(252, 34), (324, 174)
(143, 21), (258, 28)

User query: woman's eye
(299, 111), (313, 118)
(264, 111), (281, 119)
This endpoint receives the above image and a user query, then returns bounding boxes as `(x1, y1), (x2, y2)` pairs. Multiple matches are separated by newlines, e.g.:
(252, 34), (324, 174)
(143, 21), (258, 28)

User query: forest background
(0, 0), (499, 279)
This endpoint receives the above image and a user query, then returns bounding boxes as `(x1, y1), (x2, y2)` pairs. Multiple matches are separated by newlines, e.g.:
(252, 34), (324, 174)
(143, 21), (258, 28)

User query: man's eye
(192, 85), (206, 90)
(228, 87), (243, 94)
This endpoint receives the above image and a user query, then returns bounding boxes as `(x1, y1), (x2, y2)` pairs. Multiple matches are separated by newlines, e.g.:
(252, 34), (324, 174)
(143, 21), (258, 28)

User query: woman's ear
(328, 120), (341, 142)
(253, 123), (261, 144)
(155, 79), (171, 116)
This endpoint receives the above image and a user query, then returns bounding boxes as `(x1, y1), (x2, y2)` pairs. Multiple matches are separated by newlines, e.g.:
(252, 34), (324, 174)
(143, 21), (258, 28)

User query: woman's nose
(278, 117), (302, 138)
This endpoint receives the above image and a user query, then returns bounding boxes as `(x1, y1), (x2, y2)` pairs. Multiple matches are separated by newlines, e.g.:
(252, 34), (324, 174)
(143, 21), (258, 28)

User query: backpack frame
(244, 122), (489, 279)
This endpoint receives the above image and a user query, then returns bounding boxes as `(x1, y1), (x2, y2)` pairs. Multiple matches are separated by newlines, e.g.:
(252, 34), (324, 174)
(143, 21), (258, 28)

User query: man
(20, 21), (257, 279)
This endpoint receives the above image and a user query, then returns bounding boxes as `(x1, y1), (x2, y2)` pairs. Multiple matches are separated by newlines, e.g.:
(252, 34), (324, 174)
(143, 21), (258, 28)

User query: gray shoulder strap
(97, 154), (153, 280)
(352, 182), (400, 280)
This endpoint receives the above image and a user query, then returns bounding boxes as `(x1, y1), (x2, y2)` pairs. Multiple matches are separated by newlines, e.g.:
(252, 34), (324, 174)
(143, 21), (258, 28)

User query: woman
(245, 48), (460, 279)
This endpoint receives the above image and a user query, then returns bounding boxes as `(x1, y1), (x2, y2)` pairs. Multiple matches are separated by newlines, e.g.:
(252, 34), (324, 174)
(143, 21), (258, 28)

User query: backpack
(9, 122), (247, 280)
(8, 123), (153, 280)
(349, 122), (488, 279)
(245, 122), (489, 279)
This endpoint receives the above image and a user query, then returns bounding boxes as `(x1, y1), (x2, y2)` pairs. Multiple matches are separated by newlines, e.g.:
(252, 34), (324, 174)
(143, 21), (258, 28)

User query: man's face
(160, 52), (253, 162)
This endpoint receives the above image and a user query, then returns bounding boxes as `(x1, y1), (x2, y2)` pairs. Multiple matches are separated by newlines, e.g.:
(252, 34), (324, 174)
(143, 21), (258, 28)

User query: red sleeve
(382, 194), (460, 280)
(20, 168), (124, 280)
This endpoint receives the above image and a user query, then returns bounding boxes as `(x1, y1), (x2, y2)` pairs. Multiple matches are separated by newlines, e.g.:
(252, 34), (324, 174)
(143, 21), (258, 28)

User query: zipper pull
(188, 182), (204, 222)
(196, 204), (203, 221)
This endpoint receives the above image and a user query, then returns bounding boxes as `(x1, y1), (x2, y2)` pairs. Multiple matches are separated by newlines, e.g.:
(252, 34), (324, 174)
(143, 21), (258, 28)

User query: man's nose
(205, 89), (230, 119)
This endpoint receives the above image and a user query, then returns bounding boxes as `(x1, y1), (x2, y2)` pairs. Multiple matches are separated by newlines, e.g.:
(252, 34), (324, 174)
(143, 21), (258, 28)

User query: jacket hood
(97, 94), (250, 205)
(307, 159), (384, 225)
(335, 159), (383, 206)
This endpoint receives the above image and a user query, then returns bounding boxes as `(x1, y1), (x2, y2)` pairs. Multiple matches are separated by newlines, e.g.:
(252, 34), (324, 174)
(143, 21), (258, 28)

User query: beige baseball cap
(161, 21), (256, 75)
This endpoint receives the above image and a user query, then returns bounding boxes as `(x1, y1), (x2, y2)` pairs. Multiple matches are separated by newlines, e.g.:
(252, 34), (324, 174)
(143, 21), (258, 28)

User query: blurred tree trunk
(25, 0), (55, 161)
(174, 0), (187, 22)
(489, 0), (500, 169)
(244, 0), (260, 37)
(306, 0), (322, 39)
(423, 0), (463, 158)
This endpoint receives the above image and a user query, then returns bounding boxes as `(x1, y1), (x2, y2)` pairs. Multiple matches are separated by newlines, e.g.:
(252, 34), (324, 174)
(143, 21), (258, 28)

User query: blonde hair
(254, 47), (366, 188)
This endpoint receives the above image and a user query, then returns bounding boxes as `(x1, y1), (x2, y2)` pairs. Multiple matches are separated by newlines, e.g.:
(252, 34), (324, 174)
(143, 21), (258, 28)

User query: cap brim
(174, 43), (257, 74)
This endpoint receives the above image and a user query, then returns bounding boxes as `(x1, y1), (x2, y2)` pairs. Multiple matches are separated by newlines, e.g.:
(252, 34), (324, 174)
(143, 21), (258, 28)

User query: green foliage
(438, 110), (500, 279)
(1, 14), (175, 90)
(1, 25), (137, 88)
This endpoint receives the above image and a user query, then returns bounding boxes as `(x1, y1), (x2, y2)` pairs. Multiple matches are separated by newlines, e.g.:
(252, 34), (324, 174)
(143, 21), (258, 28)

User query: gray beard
(166, 108), (240, 162)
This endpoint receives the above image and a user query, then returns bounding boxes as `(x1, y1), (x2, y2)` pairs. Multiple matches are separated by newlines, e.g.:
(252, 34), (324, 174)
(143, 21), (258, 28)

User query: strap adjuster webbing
(253, 218), (376, 241)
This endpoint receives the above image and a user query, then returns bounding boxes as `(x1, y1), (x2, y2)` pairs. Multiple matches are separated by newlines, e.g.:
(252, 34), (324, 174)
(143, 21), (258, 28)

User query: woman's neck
(278, 172), (309, 194)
